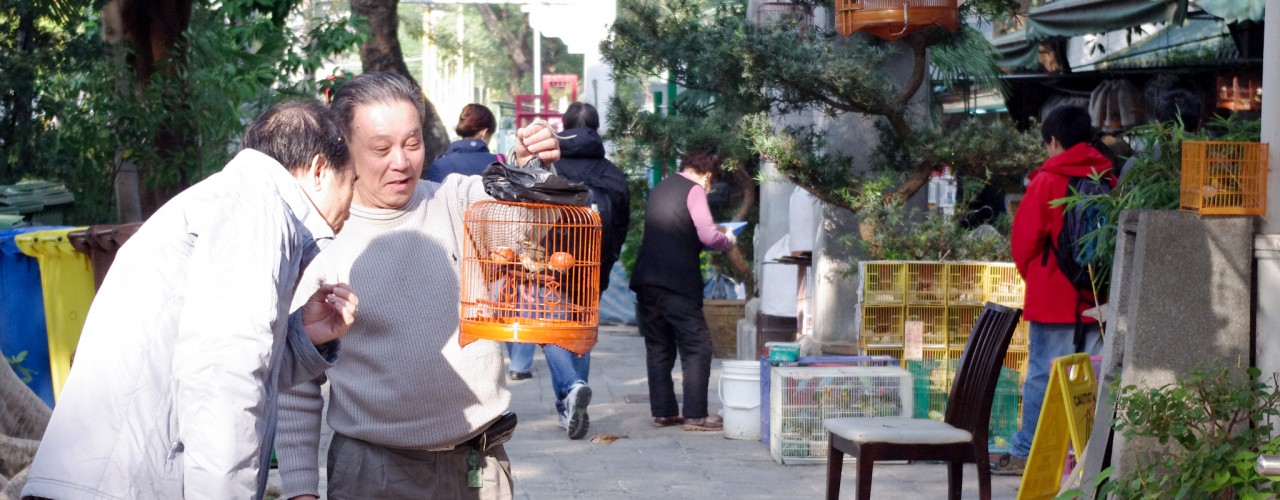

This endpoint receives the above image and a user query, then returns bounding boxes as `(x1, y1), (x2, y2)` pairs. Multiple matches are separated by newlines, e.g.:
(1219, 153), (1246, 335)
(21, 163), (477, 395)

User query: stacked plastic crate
(858, 261), (1029, 451)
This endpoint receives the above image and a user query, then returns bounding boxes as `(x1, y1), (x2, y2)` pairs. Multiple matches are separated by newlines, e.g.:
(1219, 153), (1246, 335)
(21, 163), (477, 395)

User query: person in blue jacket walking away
(425, 103), (502, 182)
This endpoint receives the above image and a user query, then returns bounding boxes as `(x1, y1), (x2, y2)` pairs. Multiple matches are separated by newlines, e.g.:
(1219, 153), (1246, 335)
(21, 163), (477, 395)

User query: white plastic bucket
(718, 360), (762, 440)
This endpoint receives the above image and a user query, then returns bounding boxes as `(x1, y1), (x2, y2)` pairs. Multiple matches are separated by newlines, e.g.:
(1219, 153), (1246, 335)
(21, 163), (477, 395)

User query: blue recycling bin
(0, 226), (59, 407)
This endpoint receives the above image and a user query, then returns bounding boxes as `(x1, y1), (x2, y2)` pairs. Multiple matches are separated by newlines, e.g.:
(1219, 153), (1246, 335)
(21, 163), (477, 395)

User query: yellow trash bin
(17, 227), (94, 402)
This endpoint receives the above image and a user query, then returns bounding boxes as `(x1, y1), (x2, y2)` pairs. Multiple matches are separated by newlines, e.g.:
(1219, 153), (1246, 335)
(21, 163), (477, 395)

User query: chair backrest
(943, 302), (1022, 442)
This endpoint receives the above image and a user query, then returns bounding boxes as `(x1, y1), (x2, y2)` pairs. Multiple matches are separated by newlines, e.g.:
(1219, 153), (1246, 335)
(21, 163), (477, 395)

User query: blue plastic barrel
(0, 226), (58, 407)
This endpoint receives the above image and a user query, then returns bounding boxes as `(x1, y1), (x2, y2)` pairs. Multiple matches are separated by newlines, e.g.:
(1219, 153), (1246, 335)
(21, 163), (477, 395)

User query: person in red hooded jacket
(993, 104), (1115, 475)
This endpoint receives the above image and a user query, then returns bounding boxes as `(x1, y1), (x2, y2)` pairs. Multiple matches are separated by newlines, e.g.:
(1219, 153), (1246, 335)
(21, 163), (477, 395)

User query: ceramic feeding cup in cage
(458, 200), (602, 354)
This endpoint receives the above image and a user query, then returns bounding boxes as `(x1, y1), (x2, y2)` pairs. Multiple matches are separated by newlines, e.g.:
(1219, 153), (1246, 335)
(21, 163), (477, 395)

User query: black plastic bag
(481, 158), (590, 206)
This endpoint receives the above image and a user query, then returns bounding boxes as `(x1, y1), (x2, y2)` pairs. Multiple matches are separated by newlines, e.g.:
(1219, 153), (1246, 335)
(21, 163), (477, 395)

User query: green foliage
(744, 113), (1043, 214)
(929, 24), (1007, 96)
(1, 2), (102, 184)
(606, 0), (1034, 209)
(608, 89), (758, 283)
(424, 4), (581, 100)
(7, 350), (35, 384)
(907, 118), (1046, 191)
(1055, 467), (1116, 500)
(846, 171), (1013, 262)
(605, 0), (1031, 273)
(3, 1), (364, 224)
(1109, 366), (1280, 499)
(1052, 115), (1261, 295)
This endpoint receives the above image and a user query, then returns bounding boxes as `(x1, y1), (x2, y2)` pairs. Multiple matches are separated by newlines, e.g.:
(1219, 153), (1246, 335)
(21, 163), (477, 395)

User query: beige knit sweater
(275, 175), (511, 497)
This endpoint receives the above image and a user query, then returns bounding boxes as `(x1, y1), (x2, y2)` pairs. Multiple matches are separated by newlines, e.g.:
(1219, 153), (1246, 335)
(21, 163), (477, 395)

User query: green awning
(992, 30), (1039, 70)
(1026, 0), (1188, 40)
(1194, 0), (1265, 23)
(1090, 16), (1235, 70)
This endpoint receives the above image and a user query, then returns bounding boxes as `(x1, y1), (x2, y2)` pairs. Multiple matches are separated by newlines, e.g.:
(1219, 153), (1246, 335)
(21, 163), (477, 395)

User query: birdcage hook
(890, 1), (910, 37)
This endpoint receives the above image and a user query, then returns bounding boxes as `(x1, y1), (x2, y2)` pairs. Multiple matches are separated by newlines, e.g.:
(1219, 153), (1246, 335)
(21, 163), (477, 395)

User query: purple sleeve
(687, 185), (732, 251)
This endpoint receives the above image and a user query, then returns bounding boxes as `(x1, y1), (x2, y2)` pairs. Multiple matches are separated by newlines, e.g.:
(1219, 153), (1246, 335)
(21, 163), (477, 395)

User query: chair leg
(856, 449), (874, 500)
(947, 461), (962, 500)
(976, 450), (993, 500)
(826, 441), (844, 500)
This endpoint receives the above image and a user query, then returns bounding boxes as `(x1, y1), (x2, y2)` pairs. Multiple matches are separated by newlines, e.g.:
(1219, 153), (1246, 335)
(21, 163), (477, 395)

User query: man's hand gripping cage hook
(508, 119), (575, 169)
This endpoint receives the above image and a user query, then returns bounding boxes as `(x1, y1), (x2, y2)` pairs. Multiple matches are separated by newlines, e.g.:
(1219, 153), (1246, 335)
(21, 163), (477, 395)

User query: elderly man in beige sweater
(276, 72), (562, 500)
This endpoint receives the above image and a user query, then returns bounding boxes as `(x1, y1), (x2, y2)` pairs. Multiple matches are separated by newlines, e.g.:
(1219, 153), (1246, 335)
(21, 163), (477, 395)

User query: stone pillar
(1255, 0), (1280, 391)
(1111, 211), (1254, 481)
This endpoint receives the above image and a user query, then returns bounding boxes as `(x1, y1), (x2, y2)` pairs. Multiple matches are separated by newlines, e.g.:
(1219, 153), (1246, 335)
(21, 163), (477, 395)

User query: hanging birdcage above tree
(752, 1), (815, 31)
(835, 0), (960, 41)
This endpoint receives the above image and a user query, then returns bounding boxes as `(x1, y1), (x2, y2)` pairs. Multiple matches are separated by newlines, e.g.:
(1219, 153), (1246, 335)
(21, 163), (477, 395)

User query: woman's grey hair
(329, 72), (427, 137)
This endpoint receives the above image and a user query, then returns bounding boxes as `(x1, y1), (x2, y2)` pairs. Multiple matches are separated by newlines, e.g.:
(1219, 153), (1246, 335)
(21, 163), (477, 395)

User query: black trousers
(635, 285), (713, 419)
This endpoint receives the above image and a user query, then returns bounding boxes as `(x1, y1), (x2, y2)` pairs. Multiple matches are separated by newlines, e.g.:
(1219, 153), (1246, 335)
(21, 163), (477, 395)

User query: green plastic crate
(907, 360), (1022, 451)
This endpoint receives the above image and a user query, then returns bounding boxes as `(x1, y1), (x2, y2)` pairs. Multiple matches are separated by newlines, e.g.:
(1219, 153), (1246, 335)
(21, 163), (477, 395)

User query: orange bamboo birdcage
(458, 200), (602, 354)
(835, 0), (959, 41)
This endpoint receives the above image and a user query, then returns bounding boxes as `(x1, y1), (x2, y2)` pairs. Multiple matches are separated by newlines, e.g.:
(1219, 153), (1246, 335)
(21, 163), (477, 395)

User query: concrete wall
(1110, 211), (1254, 481)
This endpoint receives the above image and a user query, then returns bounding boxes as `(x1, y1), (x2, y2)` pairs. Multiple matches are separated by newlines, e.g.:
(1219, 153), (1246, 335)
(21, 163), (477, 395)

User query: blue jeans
(507, 342), (591, 414)
(1008, 321), (1103, 458)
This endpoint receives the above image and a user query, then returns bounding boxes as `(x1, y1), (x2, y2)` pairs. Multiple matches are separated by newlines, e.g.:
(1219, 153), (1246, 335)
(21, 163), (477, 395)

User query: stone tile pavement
(271, 325), (1025, 499)
(503, 326), (1023, 499)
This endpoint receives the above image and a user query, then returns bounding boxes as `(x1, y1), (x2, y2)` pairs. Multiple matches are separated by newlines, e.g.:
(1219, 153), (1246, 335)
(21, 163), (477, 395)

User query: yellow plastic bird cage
(835, 0), (959, 41)
(1180, 140), (1268, 216)
(458, 201), (602, 355)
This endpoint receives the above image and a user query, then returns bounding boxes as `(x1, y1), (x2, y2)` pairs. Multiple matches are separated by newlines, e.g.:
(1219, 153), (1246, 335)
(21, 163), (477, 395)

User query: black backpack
(1053, 173), (1112, 295)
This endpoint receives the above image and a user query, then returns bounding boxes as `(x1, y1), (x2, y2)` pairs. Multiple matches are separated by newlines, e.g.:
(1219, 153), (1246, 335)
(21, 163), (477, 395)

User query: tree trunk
(103, 0), (194, 221)
(476, 5), (532, 98)
(0, 467), (30, 499)
(728, 165), (757, 298)
(2, 346), (52, 484)
(1, 8), (38, 182)
(352, 0), (450, 163)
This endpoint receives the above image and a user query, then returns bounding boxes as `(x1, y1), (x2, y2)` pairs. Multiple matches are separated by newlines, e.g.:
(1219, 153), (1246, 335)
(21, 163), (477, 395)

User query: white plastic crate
(769, 365), (914, 465)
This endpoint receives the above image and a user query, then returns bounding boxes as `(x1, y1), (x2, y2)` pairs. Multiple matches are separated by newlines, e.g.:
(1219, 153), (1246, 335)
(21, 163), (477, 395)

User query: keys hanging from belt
(467, 447), (483, 488)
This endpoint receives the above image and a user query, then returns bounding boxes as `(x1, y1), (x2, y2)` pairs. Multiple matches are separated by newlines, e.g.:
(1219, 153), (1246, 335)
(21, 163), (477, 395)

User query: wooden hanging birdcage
(835, 0), (959, 41)
(458, 200), (602, 355)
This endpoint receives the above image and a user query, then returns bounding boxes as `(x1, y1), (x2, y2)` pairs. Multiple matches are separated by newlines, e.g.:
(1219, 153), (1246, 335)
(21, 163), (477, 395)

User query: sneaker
(991, 454), (1027, 476)
(652, 416), (684, 427)
(508, 371), (532, 381)
(564, 382), (592, 440)
(682, 417), (723, 432)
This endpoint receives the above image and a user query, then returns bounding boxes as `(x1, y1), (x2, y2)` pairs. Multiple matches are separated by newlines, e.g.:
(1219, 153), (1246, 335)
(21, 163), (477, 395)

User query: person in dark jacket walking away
(506, 102), (630, 440)
(630, 150), (735, 432)
(424, 103), (501, 182)
(992, 104), (1115, 475)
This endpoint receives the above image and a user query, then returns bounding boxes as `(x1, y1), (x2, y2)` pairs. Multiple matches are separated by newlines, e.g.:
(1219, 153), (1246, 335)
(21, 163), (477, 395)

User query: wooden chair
(825, 302), (1022, 500)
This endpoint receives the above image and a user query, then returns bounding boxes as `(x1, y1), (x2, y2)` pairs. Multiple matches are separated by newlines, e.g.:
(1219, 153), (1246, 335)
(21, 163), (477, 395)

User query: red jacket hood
(1028, 143), (1116, 185)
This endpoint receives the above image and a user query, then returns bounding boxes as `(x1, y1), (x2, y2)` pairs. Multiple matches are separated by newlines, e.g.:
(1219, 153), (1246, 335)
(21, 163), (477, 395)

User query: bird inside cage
(458, 200), (602, 355)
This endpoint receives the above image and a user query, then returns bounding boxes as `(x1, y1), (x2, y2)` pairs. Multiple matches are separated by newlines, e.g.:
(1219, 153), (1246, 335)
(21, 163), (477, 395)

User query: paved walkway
(504, 326), (1023, 499)
(271, 325), (1025, 499)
